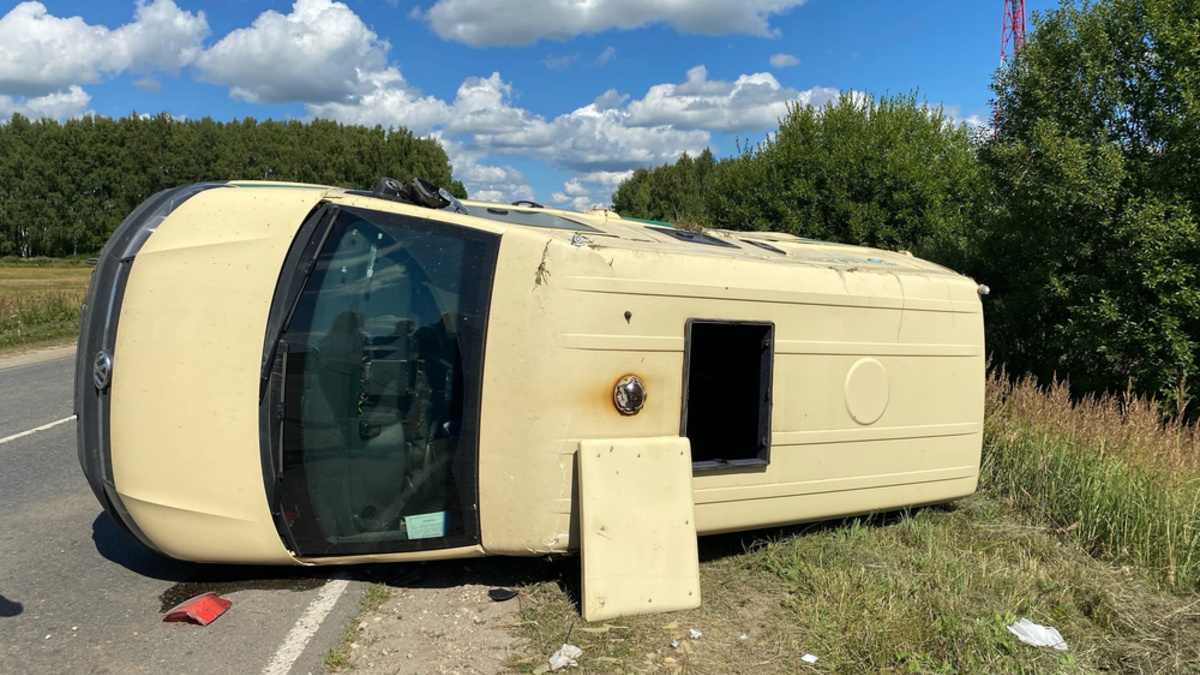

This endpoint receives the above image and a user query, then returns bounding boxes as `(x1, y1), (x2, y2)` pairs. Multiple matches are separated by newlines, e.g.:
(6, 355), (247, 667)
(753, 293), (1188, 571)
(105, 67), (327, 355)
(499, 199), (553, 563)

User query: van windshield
(275, 207), (498, 556)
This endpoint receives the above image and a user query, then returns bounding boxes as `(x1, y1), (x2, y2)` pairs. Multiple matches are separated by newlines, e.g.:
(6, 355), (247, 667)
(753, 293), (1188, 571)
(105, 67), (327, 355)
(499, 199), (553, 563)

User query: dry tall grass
(988, 371), (1200, 477)
(0, 263), (90, 350)
(984, 371), (1200, 591)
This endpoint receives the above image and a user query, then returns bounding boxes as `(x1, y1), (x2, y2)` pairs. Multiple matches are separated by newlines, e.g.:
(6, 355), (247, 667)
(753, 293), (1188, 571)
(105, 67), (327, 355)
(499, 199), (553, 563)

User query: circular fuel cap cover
(613, 374), (646, 415)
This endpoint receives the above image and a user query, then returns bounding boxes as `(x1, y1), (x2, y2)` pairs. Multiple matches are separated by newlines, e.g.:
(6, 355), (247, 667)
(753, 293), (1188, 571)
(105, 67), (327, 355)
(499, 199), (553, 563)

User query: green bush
(708, 92), (983, 266)
(979, 0), (1200, 409)
(612, 92), (983, 266)
(0, 114), (465, 258)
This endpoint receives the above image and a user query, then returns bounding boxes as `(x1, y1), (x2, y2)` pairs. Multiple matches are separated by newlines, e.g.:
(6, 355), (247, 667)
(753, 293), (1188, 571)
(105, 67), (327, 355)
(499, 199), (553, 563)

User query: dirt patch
(348, 582), (522, 674)
(338, 558), (576, 674)
(0, 342), (76, 366)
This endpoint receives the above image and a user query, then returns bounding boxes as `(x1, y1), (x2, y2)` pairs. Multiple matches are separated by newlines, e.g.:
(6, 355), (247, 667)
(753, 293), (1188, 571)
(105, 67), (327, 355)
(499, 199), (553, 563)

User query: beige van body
(77, 182), (984, 565)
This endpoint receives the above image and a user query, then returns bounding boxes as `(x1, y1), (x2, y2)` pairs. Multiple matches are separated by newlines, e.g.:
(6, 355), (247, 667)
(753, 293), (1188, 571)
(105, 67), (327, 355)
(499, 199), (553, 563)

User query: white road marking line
(262, 577), (351, 675)
(0, 416), (76, 446)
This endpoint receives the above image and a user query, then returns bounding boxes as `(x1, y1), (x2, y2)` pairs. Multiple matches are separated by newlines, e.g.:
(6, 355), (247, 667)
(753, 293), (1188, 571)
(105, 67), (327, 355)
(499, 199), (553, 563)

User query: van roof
(450, 196), (960, 277)
(226, 181), (963, 278)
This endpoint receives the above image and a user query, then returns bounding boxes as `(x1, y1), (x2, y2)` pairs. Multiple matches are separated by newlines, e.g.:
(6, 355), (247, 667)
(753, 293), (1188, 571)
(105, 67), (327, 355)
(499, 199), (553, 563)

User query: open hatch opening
(682, 320), (774, 470)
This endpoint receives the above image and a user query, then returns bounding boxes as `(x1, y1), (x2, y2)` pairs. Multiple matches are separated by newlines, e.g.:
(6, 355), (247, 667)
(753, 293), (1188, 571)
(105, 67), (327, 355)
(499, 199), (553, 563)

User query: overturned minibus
(77, 178), (985, 576)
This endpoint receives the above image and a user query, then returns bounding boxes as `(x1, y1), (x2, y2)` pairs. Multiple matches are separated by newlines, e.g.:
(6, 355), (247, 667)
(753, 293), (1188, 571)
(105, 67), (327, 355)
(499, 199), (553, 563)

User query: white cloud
(592, 88), (629, 110)
(596, 46), (616, 66)
(196, 0), (392, 104)
(549, 187), (593, 211)
(964, 114), (988, 128)
(134, 76), (162, 94)
(769, 53), (799, 68)
(308, 71), (530, 137)
(562, 178), (589, 197)
(550, 175), (624, 211)
(542, 54), (578, 71)
(442, 73), (531, 135)
(307, 69), (451, 132)
(416, 0), (809, 47)
(0, 85), (91, 120)
(310, 68), (710, 175)
(0, 0), (208, 97)
(468, 102), (710, 175)
(625, 65), (838, 133)
(943, 104), (991, 130)
(553, 194), (594, 211)
(577, 170), (633, 188)
(440, 138), (535, 203)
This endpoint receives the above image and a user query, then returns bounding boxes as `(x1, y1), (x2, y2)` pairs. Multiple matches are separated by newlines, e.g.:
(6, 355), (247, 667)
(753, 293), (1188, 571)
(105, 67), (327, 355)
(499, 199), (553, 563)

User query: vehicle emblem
(93, 350), (113, 391)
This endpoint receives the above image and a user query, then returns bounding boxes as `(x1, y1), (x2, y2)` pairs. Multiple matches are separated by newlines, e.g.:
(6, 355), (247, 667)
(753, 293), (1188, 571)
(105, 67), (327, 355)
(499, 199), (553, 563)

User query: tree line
(614, 0), (1200, 413)
(0, 114), (465, 257)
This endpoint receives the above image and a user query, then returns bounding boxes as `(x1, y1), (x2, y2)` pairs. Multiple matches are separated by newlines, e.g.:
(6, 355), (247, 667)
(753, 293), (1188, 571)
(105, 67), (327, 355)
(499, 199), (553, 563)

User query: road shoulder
(0, 343), (76, 371)
(341, 580), (522, 674)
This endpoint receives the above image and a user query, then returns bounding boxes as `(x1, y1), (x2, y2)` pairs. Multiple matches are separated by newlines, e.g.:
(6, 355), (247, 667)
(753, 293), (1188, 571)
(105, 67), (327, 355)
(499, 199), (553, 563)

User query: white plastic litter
(738, 634), (748, 641)
(671, 639), (680, 648)
(549, 643), (583, 670)
(689, 628), (703, 639)
(1007, 618), (1068, 651)
(801, 653), (819, 664)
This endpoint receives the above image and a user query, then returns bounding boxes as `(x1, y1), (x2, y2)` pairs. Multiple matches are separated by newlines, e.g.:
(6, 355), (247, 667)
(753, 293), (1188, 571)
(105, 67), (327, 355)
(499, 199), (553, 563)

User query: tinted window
(276, 207), (497, 555)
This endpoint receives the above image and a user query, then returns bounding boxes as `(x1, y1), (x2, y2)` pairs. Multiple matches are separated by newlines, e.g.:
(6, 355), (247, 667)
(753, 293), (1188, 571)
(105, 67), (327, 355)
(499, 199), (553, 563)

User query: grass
(983, 373), (1200, 592)
(324, 584), (393, 671)
(513, 496), (1200, 674)
(0, 260), (91, 352)
(509, 373), (1200, 673)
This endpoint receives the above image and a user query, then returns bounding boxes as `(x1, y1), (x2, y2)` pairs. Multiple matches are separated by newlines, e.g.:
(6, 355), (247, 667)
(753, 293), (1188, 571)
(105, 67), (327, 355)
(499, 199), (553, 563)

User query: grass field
(984, 374), (1200, 595)
(0, 259), (91, 353)
(512, 494), (1200, 674)
(504, 376), (1200, 674)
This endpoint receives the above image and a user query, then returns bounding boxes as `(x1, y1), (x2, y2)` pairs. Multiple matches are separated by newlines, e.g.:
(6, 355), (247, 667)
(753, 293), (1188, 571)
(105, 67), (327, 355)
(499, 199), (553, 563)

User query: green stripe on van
(620, 216), (675, 228)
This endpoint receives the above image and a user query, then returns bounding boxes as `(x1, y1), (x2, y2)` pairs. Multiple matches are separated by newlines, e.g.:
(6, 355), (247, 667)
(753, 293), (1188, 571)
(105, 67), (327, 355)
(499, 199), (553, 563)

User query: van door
(264, 206), (498, 556)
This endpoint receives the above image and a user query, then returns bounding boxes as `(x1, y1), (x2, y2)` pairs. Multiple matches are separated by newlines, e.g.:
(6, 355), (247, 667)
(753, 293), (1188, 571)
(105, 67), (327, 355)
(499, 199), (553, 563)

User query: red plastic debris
(162, 592), (232, 626)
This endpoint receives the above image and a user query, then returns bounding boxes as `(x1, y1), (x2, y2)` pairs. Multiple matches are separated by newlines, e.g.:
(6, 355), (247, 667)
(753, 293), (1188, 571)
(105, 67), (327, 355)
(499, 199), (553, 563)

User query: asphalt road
(0, 352), (368, 675)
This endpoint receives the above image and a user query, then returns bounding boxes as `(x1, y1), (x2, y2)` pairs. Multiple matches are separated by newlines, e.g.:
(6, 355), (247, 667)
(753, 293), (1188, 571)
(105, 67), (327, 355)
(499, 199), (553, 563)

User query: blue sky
(0, 0), (1059, 206)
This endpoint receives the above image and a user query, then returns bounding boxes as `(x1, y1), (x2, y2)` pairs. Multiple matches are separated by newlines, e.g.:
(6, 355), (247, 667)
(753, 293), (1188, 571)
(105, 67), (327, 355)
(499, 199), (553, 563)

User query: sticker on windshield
(405, 511), (449, 540)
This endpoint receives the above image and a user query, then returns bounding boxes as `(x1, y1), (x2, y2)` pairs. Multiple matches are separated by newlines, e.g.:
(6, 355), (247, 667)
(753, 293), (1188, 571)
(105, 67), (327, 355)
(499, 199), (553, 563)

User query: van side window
(681, 320), (774, 470)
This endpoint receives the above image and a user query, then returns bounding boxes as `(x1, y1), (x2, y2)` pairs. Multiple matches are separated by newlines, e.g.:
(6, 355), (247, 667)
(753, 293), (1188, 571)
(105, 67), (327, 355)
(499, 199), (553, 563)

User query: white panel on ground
(577, 436), (701, 621)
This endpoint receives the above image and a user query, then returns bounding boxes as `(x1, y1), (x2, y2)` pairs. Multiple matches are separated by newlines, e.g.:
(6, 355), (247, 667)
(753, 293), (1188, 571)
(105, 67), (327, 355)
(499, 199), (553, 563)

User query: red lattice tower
(1001, 0), (1026, 65)
(995, 0), (1027, 135)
